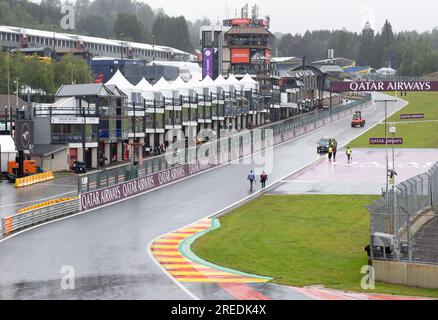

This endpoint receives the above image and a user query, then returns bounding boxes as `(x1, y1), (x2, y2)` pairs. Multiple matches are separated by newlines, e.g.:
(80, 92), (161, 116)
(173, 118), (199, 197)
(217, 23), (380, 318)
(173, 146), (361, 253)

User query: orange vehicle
(7, 160), (37, 176)
(351, 111), (366, 128)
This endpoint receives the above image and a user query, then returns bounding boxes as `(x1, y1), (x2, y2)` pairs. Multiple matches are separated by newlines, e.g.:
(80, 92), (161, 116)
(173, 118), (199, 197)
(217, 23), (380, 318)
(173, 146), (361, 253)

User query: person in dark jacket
(260, 171), (268, 189)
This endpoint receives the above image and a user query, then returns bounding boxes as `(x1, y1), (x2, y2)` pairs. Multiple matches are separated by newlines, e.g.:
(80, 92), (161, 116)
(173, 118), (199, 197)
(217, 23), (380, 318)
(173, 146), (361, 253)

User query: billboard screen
(231, 18), (251, 26)
(202, 48), (214, 79)
(15, 120), (34, 151)
(231, 48), (250, 64)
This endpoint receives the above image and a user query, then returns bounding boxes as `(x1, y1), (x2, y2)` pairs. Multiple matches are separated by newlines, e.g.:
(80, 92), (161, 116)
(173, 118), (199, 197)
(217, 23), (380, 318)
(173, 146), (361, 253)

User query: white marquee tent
(154, 77), (175, 99)
(239, 74), (259, 91)
(105, 70), (139, 102)
(135, 77), (156, 100)
(200, 75), (219, 95)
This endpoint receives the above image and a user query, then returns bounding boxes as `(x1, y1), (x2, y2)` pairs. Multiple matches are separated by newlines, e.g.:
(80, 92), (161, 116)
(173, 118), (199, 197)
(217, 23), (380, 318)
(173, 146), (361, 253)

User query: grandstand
(0, 25), (194, 62)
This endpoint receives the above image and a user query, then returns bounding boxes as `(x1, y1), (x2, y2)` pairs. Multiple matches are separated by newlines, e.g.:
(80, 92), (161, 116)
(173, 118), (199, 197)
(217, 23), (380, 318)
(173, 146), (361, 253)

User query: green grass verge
(350, 92), (438, 148)
(192, 195), (438, 298)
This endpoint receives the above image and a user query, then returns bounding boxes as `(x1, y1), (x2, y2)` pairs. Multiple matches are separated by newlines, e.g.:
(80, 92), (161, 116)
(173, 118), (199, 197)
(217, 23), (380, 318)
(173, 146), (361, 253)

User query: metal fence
(368, 162), (438, 265)
(78, 94), (372, 193)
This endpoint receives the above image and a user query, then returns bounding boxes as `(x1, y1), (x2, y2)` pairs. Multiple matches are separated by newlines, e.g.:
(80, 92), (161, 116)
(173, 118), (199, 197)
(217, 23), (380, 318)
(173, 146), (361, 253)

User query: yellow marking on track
(170, 233), (194, 238)
(153, 239), (181, 244)
(151, 218), (269, 284)
(180, 228), (207, 233)
(161, 264), (196, 269)
(151, 245), (179, 249)
(156, 257), (191, 263)
(153, 252), (183, 257)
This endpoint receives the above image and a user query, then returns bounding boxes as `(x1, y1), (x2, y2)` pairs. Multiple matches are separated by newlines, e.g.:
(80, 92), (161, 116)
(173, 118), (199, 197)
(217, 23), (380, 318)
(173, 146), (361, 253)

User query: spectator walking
(247, 170), (256, 191)
(333, 145), (337, 161)
(260, 171), (268, 189)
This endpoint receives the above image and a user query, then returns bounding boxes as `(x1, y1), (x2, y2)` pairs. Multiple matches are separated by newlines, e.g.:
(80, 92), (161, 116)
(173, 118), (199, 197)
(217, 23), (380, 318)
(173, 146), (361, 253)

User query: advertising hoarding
(231, 48), (250, 64)
(369, 138), (404, 145)
(330, 81), (438, 92)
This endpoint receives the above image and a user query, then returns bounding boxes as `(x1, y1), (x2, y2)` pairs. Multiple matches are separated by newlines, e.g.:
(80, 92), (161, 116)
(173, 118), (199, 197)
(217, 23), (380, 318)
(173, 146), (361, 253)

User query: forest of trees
(0, 0), (211, 53)
(276, 20), (438, 75)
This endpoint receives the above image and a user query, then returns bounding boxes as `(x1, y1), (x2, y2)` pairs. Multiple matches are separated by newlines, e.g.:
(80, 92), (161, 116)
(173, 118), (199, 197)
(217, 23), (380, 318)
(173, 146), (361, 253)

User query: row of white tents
(105, 70), (259, 101)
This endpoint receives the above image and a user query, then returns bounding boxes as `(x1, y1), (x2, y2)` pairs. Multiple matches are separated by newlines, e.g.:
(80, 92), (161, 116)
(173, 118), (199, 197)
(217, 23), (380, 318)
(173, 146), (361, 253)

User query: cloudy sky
(142, 0), (437, 34)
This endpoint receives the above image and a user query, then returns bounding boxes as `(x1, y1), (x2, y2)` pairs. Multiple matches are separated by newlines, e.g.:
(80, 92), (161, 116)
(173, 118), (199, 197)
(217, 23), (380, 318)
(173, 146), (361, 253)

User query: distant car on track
(317, 138), (334, 154)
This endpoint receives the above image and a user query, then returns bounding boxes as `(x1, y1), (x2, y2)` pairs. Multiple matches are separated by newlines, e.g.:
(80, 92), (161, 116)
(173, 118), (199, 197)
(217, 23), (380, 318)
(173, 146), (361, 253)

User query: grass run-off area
(350, 92), (438, 149)
(192, 195), (438, 298)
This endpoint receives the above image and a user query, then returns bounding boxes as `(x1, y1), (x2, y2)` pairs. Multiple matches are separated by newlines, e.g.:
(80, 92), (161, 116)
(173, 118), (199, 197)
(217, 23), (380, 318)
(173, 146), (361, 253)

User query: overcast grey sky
(142, 0), (437, 34)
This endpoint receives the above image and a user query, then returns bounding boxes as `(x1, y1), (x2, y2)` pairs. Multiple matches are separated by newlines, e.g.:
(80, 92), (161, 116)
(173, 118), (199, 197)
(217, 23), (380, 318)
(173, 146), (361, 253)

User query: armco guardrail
(1, 198), (80, 237)
(16, 196), (79, 214)
(15, 171), (55, 188)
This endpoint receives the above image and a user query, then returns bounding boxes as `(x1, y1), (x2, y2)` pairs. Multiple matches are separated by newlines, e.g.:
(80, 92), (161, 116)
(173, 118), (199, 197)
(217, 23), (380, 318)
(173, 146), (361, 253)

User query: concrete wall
(37, 149), (69, 172)
(373, 260), (438, 289)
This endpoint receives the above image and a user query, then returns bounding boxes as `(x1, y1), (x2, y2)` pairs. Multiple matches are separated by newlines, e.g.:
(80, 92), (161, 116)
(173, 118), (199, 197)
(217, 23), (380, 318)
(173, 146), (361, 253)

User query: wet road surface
(270, 148), (438, 195)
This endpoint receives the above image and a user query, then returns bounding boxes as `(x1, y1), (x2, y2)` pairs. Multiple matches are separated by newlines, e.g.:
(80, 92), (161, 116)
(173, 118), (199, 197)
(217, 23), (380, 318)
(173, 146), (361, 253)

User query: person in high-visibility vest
(328, 145), (333, 161)
(389, 172), (395, 186)
(346, 147), (352, 163)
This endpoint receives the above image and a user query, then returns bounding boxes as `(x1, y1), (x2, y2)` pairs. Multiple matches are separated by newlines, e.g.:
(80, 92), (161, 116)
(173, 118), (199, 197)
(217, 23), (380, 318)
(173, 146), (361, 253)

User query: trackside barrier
(16, 197), (79, 215)
(15, 171), (55, 188)
(1, 198), (80, 237)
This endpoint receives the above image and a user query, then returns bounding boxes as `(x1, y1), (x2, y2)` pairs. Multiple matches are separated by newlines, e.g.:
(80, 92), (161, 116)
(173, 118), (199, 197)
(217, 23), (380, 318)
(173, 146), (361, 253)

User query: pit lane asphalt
(0, 93), (407, 299)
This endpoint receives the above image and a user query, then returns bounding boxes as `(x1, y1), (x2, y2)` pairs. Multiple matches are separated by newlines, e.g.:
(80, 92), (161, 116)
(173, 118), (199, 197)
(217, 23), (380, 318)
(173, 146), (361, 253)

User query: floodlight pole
(375, 99), (398, 235)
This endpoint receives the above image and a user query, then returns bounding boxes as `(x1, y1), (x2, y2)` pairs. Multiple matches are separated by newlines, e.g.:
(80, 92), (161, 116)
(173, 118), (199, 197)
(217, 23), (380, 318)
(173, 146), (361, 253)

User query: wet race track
(0, 93), (416, 300)
(271, 148), (438, 195)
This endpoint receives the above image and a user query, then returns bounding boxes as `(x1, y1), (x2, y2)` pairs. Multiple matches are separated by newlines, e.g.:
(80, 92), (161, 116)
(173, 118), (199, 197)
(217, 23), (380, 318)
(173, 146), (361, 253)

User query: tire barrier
(16, 197), (79, 215)
(1, 198), (80, 237)
(15, 171), (55, 188)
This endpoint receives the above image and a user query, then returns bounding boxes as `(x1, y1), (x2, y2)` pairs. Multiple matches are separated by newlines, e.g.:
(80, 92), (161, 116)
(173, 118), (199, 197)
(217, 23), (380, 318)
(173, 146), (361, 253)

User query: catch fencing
(78, 95), (372, 195)
(368, 162), (438, 265)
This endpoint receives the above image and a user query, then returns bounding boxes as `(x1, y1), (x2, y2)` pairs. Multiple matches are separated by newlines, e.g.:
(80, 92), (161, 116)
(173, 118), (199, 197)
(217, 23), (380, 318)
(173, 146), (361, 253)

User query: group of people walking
(327, 139), (353, 163)
(247, 170), (269, 191)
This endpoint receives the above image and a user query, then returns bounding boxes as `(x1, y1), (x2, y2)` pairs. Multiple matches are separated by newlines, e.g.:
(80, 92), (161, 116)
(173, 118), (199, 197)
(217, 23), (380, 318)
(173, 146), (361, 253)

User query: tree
(113, 13), (148, 42)
(24, 55), (54, 94)
(380, 19), (395, 67)
(53, 54), (93, 89)
(357, 22), (375, 67)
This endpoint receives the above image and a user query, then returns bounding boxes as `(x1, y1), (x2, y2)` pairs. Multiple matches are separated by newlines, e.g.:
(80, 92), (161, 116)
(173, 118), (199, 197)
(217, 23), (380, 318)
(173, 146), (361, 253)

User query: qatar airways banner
(80, 157), (217, 211)
(330, 81), (438, 92)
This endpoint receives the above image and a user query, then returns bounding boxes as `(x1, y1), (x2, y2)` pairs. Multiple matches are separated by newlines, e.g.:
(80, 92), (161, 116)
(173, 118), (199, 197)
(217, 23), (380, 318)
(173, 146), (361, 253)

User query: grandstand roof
(0, 25), (190, 55)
